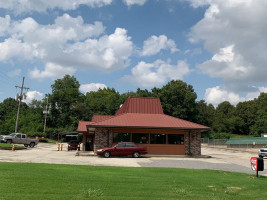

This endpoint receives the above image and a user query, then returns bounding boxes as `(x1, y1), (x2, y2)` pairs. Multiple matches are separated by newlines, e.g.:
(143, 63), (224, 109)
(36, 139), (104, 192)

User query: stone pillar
(82, 133), (86, 151)
(94, 128), (113, 152)
(184, 130), (201, 156)
(184, 131), (190, 155)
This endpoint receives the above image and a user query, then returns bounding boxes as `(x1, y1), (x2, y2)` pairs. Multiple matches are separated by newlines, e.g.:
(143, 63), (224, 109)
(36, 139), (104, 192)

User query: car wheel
(132, 151), (140, 158)
(24, 144), (28, 147)
(6, 140), (12, 144)
(29, 142), (35, 148)
(103, 151), (111, 158)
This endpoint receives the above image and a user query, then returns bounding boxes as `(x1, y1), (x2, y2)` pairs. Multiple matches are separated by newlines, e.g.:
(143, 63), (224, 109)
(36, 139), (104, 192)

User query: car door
(124, 143), (136, 155)
(21, 134), (27, 144)
(13, 134), (21, 144)
(113, 142), (126, 156)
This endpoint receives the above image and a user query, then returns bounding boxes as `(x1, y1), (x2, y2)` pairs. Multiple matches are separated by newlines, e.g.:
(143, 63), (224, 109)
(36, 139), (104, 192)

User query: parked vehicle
(97, 142), (147, 158)
(258, 145), (267, 157)
(68, 140), (80, 151)
(0, 133), (39, 148)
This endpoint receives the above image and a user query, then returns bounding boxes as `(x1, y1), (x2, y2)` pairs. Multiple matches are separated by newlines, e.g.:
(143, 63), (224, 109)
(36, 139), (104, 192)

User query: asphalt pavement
(0, 143), (265, 175)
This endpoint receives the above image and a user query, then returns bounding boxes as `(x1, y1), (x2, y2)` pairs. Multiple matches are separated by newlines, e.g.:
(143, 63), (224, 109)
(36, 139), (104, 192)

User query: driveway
(0, 143), (265, 175)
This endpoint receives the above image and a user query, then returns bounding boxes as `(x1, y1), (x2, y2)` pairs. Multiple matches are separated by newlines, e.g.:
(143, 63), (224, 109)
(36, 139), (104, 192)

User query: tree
(153, 80), (199, 122)
(249, 93), (267, 136)
(85, 88), (121, 119)
(49, 75), (84, 130)
(235, 100), (257, 135)
(197, 100), (215, 127)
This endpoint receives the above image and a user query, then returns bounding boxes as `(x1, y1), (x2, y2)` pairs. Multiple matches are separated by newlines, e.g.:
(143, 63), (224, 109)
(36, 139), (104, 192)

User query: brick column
(94, 128), (113, 152)
(184, 130), (201, 156)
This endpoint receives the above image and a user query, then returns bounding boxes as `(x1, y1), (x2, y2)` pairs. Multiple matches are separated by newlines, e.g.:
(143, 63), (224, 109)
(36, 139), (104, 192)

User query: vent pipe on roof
(119, 104), (123, 108)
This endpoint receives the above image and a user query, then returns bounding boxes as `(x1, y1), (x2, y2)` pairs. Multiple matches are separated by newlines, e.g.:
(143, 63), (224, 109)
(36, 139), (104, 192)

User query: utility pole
(15, 77), (29, 133)
(43, 97), (49, 134)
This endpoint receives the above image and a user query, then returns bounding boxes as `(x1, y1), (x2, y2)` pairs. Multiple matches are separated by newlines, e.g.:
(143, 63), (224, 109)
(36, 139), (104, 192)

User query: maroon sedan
(67, 140), (80, 151)
(97, 142), (147, 158)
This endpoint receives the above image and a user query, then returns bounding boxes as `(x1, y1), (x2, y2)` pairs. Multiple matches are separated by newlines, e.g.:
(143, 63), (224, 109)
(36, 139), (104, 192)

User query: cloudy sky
(0, 0), (267, 106)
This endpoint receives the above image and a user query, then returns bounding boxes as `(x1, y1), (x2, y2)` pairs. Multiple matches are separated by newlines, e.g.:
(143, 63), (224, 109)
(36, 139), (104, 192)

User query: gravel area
(0, 143), (266, 175)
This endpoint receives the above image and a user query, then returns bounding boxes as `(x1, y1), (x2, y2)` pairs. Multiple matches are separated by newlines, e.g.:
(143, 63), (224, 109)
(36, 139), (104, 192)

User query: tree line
(0, 75), (267, 139)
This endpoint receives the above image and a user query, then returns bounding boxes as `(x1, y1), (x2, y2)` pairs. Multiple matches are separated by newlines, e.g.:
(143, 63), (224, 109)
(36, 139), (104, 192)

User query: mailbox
(250, 157), (264, 177)
(257, 157), (264, 171)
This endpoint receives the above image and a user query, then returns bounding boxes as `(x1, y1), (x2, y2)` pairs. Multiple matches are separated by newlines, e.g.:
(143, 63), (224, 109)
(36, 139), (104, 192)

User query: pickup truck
(0, 133), (39, 148)
(258, 145), (267, 158)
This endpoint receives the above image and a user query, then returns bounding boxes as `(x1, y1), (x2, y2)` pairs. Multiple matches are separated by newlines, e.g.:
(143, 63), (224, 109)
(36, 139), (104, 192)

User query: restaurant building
(77, 97), (210, 155)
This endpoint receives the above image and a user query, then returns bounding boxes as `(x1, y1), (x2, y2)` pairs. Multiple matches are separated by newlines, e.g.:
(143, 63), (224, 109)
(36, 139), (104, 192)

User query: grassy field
(0, 143), (25, 150)
(0, 162), (265, 200)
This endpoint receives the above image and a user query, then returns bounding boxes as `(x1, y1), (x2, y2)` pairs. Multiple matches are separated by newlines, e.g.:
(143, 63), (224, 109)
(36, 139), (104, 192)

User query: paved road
(0, 143), (265, 175)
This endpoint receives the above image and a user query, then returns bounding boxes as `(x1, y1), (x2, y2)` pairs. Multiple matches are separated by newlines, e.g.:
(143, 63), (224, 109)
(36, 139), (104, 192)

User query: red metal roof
(77, 121), (94, 132)
(88, 113), (210, 130)
(77, 115), (113, 132)
(92, 115), (114, 122)
(79, 97), (210, 131)
(116, 97), (163, 115)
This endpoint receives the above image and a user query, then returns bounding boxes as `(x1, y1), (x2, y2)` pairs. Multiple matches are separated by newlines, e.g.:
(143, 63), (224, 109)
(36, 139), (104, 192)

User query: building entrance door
(85, 135), (94, 151)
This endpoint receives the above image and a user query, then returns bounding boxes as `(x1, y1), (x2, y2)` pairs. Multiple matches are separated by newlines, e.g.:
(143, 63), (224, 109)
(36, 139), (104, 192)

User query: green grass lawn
(0, 162), (265, 200)
(0, 143), (25, 150)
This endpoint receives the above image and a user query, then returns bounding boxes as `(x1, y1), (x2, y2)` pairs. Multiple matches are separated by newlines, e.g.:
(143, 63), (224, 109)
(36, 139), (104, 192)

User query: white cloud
(80, 83), (107, 93)
(0, 14), (134, 79)
(23, 90), (44, 104)
(0, 0), (112, 13)
(0, 37), (37, 61)
(189, 0), (267, 88)
(123, 0), (147, 6)
(0, 15), (10, 36)
(185, 0), (212, 8)
(141, 35), (179, 56)
(29, 62), (76, 80)
(204, 86), (267, 106)
(62, 27), (133, 71)
(8, 69), (21, 77)
(124, 60), (190, 87)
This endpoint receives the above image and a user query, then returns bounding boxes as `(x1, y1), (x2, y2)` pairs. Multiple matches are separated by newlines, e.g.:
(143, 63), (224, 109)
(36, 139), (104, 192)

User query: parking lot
(0, 143), (266, 175)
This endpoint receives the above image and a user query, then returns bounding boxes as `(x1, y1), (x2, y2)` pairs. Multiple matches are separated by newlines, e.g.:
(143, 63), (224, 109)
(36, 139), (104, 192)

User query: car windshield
(9, 133), (16, 136)
(69, 141), (79, 144)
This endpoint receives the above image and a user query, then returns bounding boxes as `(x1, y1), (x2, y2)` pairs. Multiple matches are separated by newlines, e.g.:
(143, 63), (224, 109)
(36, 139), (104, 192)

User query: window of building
(132, 133), (149, 144)
(150, 134), (166, 144)
(168, 134), (184, 145)
(113, 133), (130, 143)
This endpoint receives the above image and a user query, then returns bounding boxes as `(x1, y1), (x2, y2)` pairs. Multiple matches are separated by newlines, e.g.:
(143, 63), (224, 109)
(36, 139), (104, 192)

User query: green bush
(26, 131), (46, 138)
(38, 138), (48, 143)
(207, 131), (231, 139)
